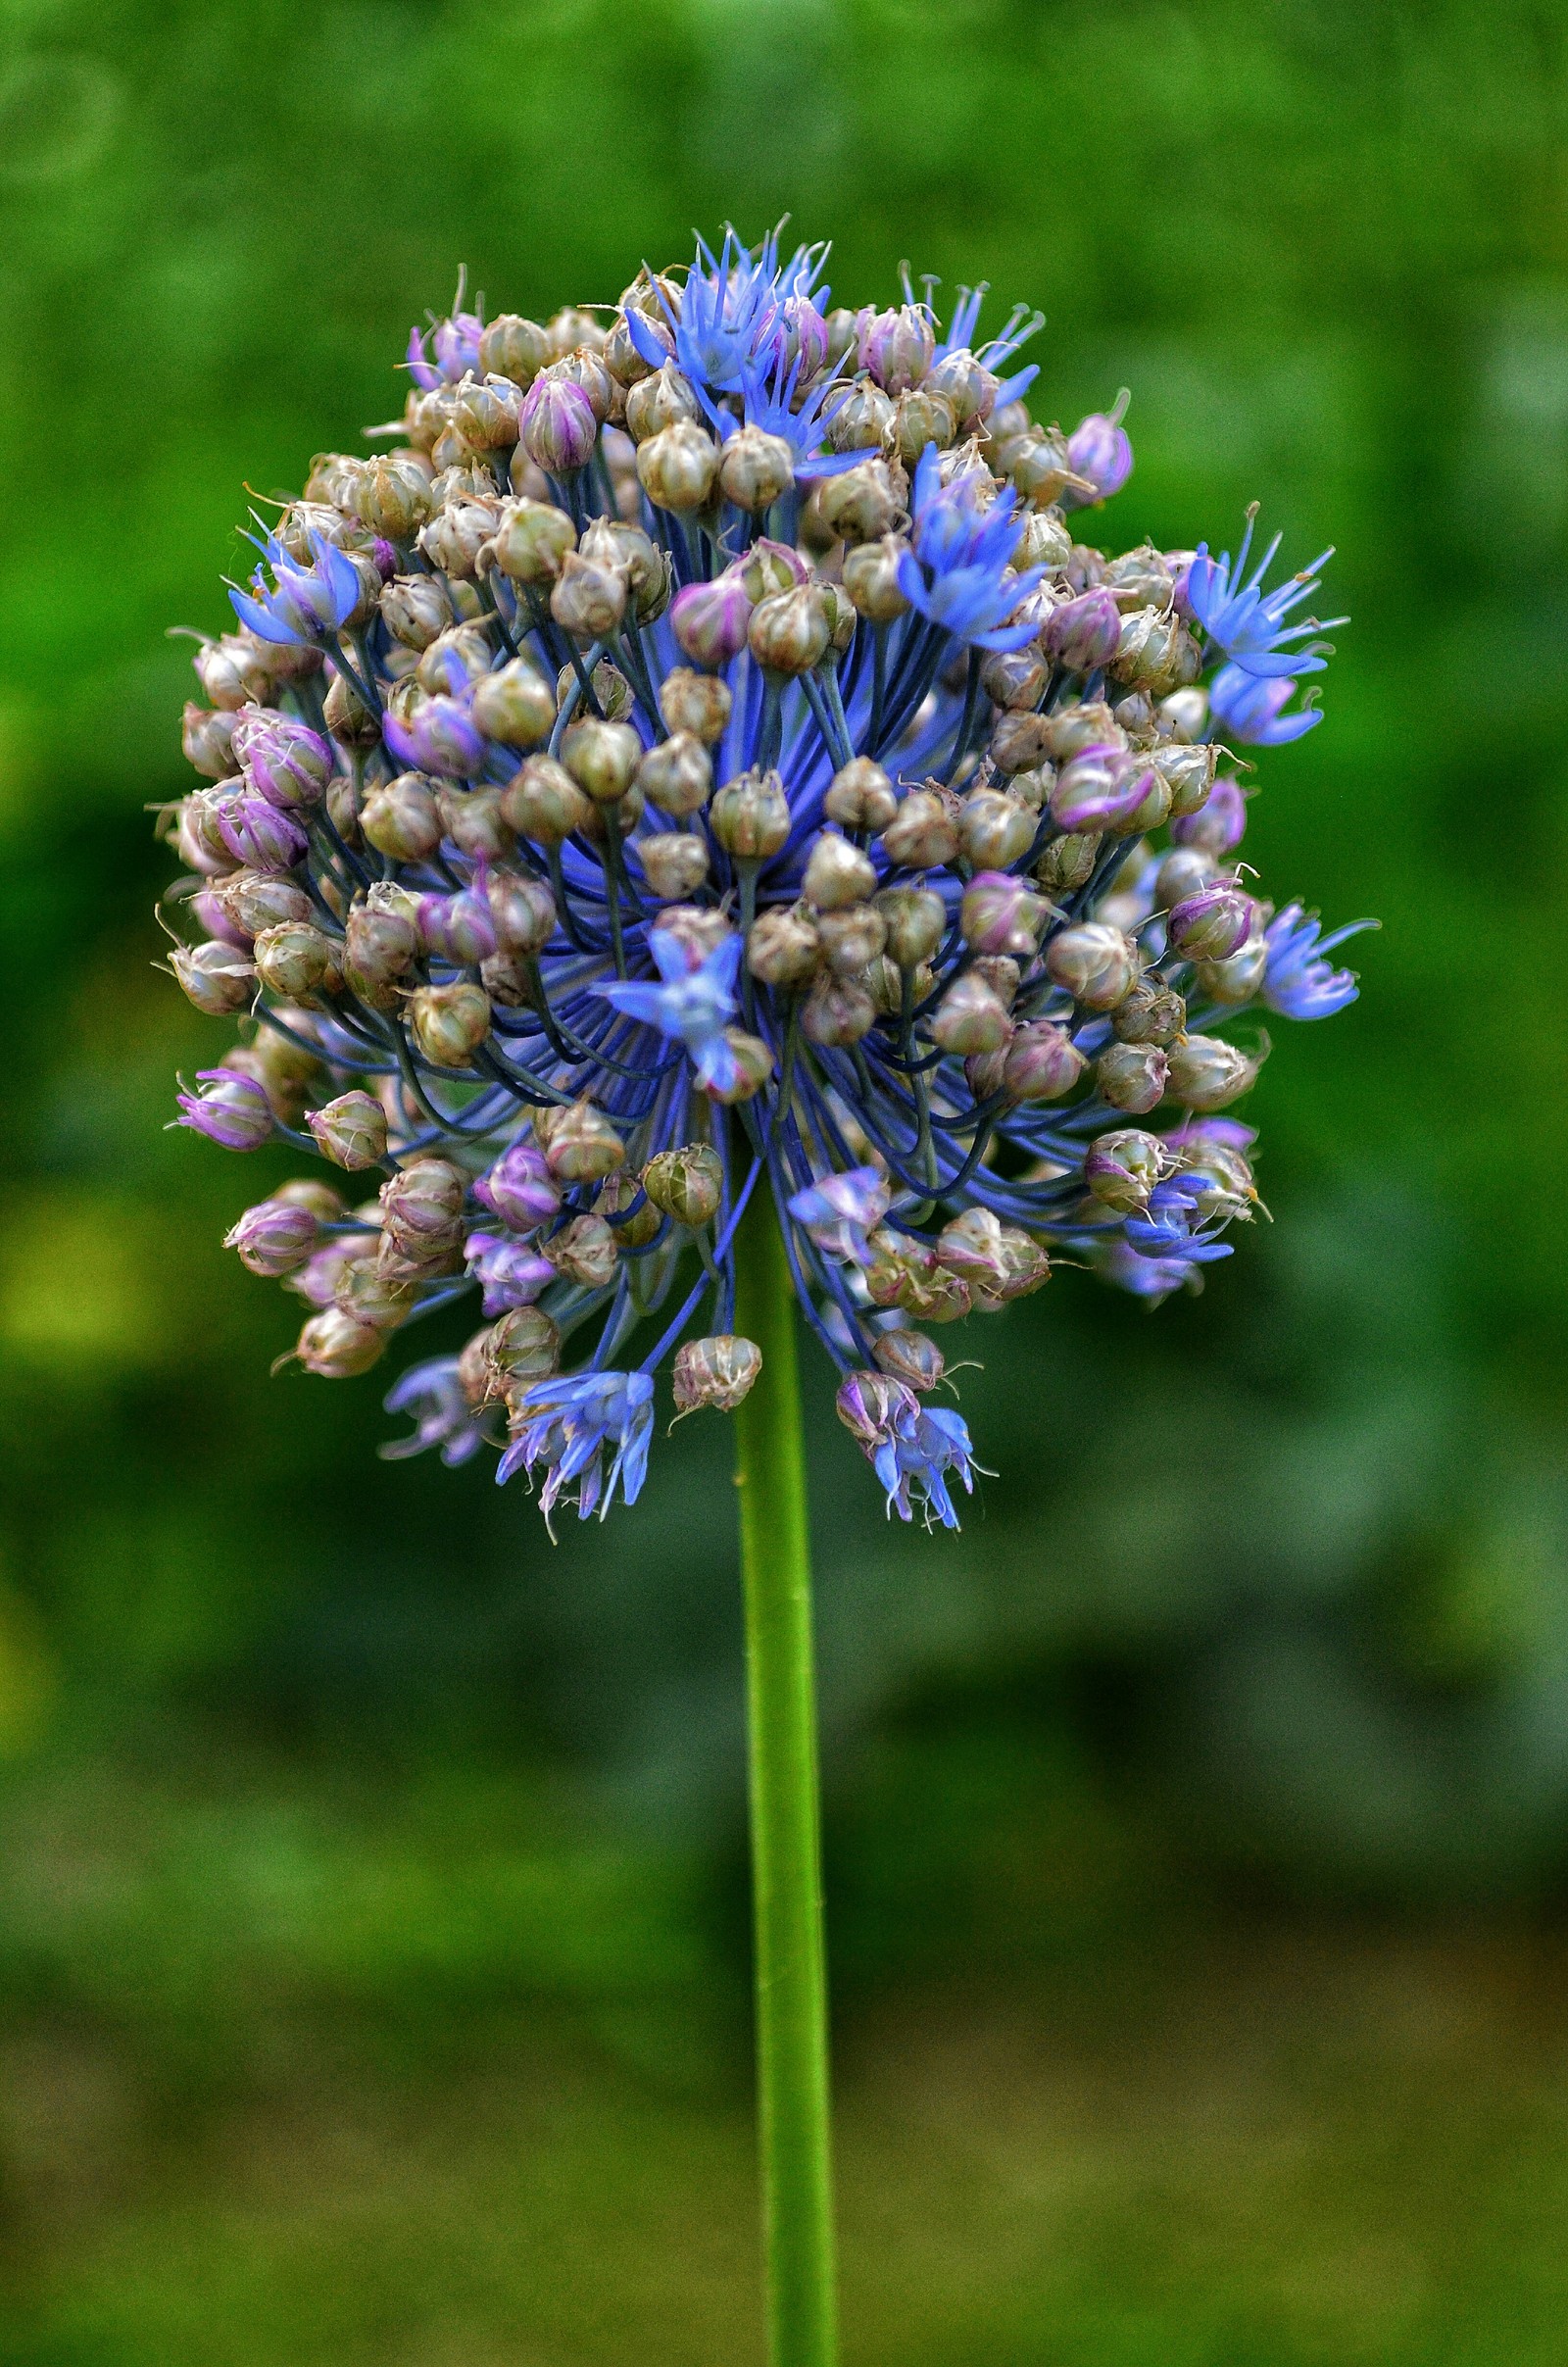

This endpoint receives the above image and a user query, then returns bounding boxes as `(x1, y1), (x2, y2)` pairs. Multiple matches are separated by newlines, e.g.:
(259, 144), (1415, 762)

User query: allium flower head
(161, 229), (1365, 1531)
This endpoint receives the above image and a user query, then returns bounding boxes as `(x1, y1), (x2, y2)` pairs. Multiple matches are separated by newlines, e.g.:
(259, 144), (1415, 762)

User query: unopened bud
(637, 421), (721, 512)
(543, 1101), (625, 1182)
(183, 702), (240, 780)
(1096, 1041), (1168, 1113)
(1046, 922), (1138, 1010)
(170, 938), (255, 1016)
(550, 551), (628, 641)
(1034, 830), (1102, 894)
(1165, 1033), (1265, 1110)
(500, 754), (593, 845)
(295, 1307), (386, 1378)
(959, 871), (1047, 957)
(479, 314), (553, 385)
(930, 973), (1012, 1056)
(1004, 1019), (1085, 1102)
(802, 976), (876, 1048)
(1086, 1128), (1167, 1214)
(518, 373), (599, 474)
(825, 381), (896, 454)
(1112, 607), (1201, 694)
(410, 981), (491, 1066)
(706, 1028), (775, 1103)
(253, 921), (341, 1002)
(210, 871), (316, 938)
(874, 885), (946, 968)
(880, 787), (959, 869)
(710, 767), (791, 860)
(485, 499), (577, 585)
(308, 1091), (388, 1170)
(870, 1329), (945, 1391)
(545, 1211), (619, 1289)
(437, 781), (514, 862)
(841, 535), (911, 623)
(719, 425), (795, 512)
(624, 364), (705, 442)
(476, 1143), (560, 1231)
(416, 888), (497, 966)
(818, 902), (887, 977)
(638, 832), (710, 900)
(470, 657), (556, 747)
(1041, 587), (1122, 671)
(1172, 773), (1248, 857)
(636, 732), (710, 816)
(223, 1196), (320, 1277)
(957, 790), (1037, 868)
(487, 870), (557, 957)
(1113, 978), (1187, 1046)
(738, 538), (810, 602)
(561, 716), (642, 806)
(362, 773), (443, 862)
(748, 586), (831, 675)
(818, 459), (906, 544)
(661, 666), (734, 742)
(672, 1334), (762, 1413)
(485, 1305), (563, 1396)
(803, 833), (877, 911)
(1167, 884), (1252, 963)
(823, 758), (897, 832)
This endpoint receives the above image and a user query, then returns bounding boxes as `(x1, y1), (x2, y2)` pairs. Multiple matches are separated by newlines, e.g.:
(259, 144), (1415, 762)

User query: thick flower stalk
(163, 233), (1367, 1530)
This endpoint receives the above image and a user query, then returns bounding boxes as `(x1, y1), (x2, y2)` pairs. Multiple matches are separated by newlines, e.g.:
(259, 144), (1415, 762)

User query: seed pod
(352, 453), (434, 539)
(545, 1211), (619, 1289)
(637, 420), (721, 512)
(1195, 935), (1269, 1005)
(748, 586), (831, 675)
(1034, 831), (1102, 894)
(1046, 922), (1137, 1010)
(1004, 1019), (1085, 1102)
(437, 782), (514, 862)
(980, 647), (1050, 711)
(719, 425), (796, 512)
(739, 537), (810, 601)
(484, 1305), (562, 1399)
(825, 380), (896, 454)
(336, 1257), (416, 1331)
(818, 459), (906, 545)
(1113, 978), (1187, 1045)
(479, 314), (553, 385)
(841, 535), (911, 623)
(890, 386), (957, 467)
(362, 773), (443, 862)
(639, 832), (710, 900)
(486, 870), (557, 958)
(253, 921), (340, 1002)
(1014, 509), (1073, 569)
(824, 758), (897, 832)
(803, 833), (877, 912)
(802, 974), (877, 1047)
(543, 1100), (625, 1182)
(1165, 1033), (1266, 1110)
(381, 574), (455, 651)
(1086, 1128), (1168, 1213)
(561, 716), (642, 806)
(637, 732), (711, 815)
(709, 767), (791, 860)
(550, 550), (628, 640)
(484, 499), (577, 586)
(470, 657), (556, 747)
(819, 902), (887, 977)
(661, 666), (733, 742)
(192, 633), (271, 711)
(500, 754), (592, 845)
(957, 790), (1037, 869)
(410, 982), (491, 1066)
(308, 1091), (389, 1171)
(929, 973), (1012, 1057)
(638, 1144), (719, 1228)
(1112, 606), (1201, 693)
(295, 1307), (386, 1378)
(880, 787), (959, 869)
(747, 904), (822, 989)
(209, 870), (315, 940)
(416, 499), (503, 580)
(1096, 1041), (1168, 1113)
(874, 885), (947, 968)
(624, 364), (705, 442)
(170, 938), (256, 1015)
(183, 702), (241, 780)
(672, 1334), (763, 1413)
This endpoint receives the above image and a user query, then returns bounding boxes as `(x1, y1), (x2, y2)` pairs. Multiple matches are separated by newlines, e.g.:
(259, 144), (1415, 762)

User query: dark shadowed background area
(3, 3), (1568, 2360)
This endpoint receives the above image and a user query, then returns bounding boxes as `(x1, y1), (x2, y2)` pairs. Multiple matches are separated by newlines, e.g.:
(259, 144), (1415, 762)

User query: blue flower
(1094, 1239), (1209, 1305)
(1261, 903), (1372, 1019)
(229, 530), (360, 647)
(380, 1357), (493, 1467)
(498, 1370), (656, 1529)
(932, 284), (1043, 410)
(1209, 664), (1323, 747)
(787, 1165), (892, 1266)
(597, 927), (743, 1096)
(1186, 512), (1345, 679)
(873, 1399), (978, 1531)
(733, 349), (862, 478)
(897, 447), (1045, 651)
(1124, 1177), (1236, 1265)
(629, 225), (813, 396)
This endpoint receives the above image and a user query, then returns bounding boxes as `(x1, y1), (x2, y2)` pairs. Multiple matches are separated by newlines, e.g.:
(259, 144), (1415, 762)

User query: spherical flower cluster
(161, 229), (1369, 1531)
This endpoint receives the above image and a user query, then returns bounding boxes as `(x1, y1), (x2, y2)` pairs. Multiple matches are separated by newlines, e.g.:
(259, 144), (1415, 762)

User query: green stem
(732, 1191), (839, 2367)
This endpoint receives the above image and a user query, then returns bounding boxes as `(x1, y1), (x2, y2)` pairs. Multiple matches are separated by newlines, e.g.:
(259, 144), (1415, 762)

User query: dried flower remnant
(160, 230), (1365, 1526)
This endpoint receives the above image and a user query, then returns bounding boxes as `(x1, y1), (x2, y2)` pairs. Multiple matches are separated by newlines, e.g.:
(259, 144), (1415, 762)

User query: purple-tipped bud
(1172, 774), (1249, 856)
(224, 1197), (320, 1276)
(475, 1145), (561, 1232)
(308, 1091), (389, 1171)
(1085, 1128), (1168, 1215)
(382, 694), (486, 781)
(416, 889), (498, 965)
(1167, 884), (1253, 962)
(858, 304), (935, 396)
(1064, 409), (1133, 504)
(959, 872), (1049, 959)
(1041, 587), (1123, 671)
(174, 1067), (275, 1151)
(518, 373), (599, 474)
(232, 712), (334, 810)
(466, 1230), (557, 1315)
(1049, 749), (1152, 835)
(670, 573), (754, 669)
(1003, 1019), (1086, 1103)
(835, 1368), (917, 1450)
(217, 790), (309, 872)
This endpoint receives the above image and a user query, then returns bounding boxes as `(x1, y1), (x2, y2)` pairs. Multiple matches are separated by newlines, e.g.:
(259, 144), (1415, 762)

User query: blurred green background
(3, 0), (1568, 2358)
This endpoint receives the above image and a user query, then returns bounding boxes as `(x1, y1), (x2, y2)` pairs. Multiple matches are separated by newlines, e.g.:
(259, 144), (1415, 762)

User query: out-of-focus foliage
(4, 0), (1568, 1903)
